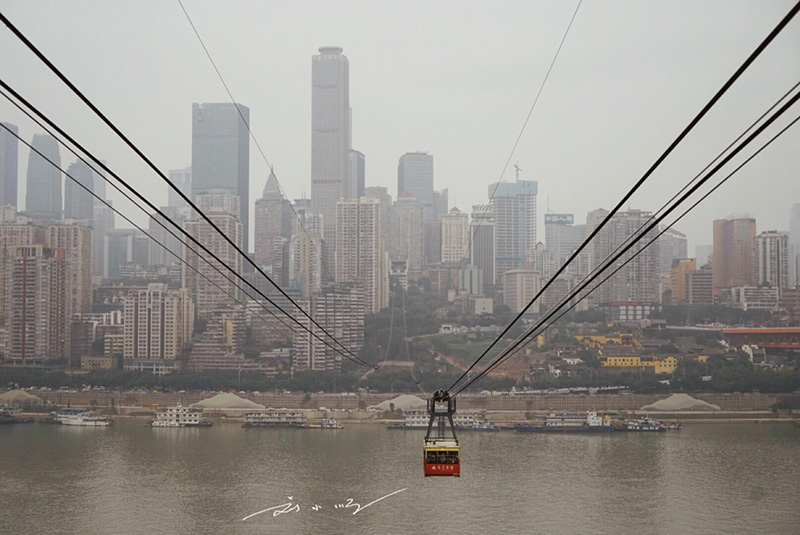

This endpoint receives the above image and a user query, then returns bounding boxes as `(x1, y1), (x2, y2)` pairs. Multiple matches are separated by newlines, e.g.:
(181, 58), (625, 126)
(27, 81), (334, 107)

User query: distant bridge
(721, 328), (800, 349)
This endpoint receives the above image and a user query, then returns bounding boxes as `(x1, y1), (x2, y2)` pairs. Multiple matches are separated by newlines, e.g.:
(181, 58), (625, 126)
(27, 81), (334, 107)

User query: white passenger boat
(149, 405), (211, 427)
(308, 417), (343, 429)
(242, 410), (308, 427)
(56, 408), (113, 426)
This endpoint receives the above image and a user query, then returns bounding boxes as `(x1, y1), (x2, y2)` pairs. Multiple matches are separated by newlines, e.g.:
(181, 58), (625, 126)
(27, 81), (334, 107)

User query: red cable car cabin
(423, 439), (460, 477)
(423, 390), (460, 477)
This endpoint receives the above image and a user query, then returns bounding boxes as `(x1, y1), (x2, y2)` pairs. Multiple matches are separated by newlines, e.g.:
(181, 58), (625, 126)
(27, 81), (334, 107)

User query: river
(1, 420), (798, 534)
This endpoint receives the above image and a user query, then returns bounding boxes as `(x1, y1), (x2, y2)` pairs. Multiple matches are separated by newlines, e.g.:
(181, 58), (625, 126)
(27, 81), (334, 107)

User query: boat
(388, 409), (498, 431)
(242, 410), (309, 427)
(0, 406), (34, 424)
(619, 417), (667, 432)
(515, 411), (615, 433)
(54, 408), (113, 426)
(308, 417), (343, 429)
(148, 405), (211, 427)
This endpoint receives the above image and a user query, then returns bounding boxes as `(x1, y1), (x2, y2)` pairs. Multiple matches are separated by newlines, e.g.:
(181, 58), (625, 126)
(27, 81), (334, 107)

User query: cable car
(423, 390), (460, 477)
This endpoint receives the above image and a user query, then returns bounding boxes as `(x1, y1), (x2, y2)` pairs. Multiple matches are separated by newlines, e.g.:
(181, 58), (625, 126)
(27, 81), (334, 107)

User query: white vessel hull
(60, 418), (112, 427)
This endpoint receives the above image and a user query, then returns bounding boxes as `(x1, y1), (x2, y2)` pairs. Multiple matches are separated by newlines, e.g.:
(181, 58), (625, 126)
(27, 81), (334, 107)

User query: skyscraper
(544, 213), (587, 269)
(347, 150), (365, 199)
(470, 205), (496, 289)
(123, 283), (193, 364)
(64, 160), (94, 221)
(0, 122), (19, 207)
(183, 193), (243, 317)
(46, 222), (93, 315)
(25, 134), (62, 221)
(586, 208), (661, 303)
(754, 230), (789, 290)
(311, 46), (350, 254)
(398, 152), (434, 221)
(191, 103), (250, 252)
(254, 169), (292, 268)
(293, 284), (364, 372)
(789, 203), (800, 287)
(168, 167), (192, 209)
(490, 179), (538, 278)
(365, 186), (392, 250)
(389, 193), (424, 270)
(335, 197), (386, 314)
(658, 227), (688, 273)
(440, 207), (469, 264)
(713, 216), (756, 290)
(3, 245), (68, 363)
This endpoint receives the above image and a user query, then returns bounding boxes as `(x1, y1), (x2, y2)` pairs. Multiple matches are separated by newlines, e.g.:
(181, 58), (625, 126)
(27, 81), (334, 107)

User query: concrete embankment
(24, 390), (797, 412)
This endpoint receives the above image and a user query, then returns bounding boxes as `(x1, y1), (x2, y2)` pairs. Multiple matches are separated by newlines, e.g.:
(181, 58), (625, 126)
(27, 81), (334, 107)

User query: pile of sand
(641, 393), (720, 412)
(191, 393), (264, 409)
(0, 390), (43, 405)
(368, 394), (426, 411)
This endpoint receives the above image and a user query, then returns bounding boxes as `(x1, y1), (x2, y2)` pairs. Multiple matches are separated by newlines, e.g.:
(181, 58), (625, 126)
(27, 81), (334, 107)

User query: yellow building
(602, 356), (642, 367)
(577, 334), (641, 348)
(602, 355), (678, 374)
(696, 355), (710, 363)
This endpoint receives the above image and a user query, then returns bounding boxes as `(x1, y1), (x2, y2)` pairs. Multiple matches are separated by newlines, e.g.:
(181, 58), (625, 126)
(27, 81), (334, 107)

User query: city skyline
(0, 1), (797, 252)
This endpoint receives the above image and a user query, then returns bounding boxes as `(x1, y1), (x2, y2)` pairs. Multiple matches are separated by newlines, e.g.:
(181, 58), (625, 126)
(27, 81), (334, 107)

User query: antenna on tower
(547, 195), (550, 214)
(514, 161), (522, 181)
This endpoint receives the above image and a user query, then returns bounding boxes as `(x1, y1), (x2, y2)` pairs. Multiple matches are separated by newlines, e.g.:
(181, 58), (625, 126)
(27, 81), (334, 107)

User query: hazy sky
(1, 0), (798, 253)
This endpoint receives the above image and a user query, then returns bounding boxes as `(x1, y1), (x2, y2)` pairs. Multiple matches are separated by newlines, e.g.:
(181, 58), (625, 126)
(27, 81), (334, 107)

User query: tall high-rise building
(254, 169), (292, 268)
(25, 134), (62, 221)
(789, 203), (800, 287)
(311, 46), (350, 255)
(433, 189), (449, 220)
(0, 122), (19, 207)
(658, 227), (688, 273)
(544, 214), (586, 269)
(713, 216), (756, 289)
(293, 284), (364, 372)
(93, 199), (115, 278)
(183, 193), (243, 317)
(754, 230), (789, 290)
(191, 103), (250, 252)
(470, 205), (496, 289)
(148, 206), (188, 267)
(3, 245), (68, 363)
(687, 264), (714, 305)
(440, 207), (469, 264)
(46, 223), (93, 315)
(168, 167), (192, 209)
(347, 150), (365, 200)
(586, 208), (660, 303)
(335, 197), (386, 314)
(0, 214), (45, 330)
(389, 193), (424, 270)
(668, 258), (696, 305)
(365, 186), (392, 250)
(104, 228), (136, 279)
(64, 160), (94, 221)
(398, 152), (434, 221)
(490, 179), (537, 278)
(123, 283), (193, 364)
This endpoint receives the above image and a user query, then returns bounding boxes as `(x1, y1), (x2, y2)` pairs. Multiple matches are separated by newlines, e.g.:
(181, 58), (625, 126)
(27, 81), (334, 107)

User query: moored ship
(54, 408), (112, 426)
(149, 405), (211, 427)
(242, 410), (309, 428)
(0, 405), (34, 424)
(308, 417), (343, 429)
(619, 417), (667, 432)
(515, 411), (615, 433)
(388, 409), (499, 432)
